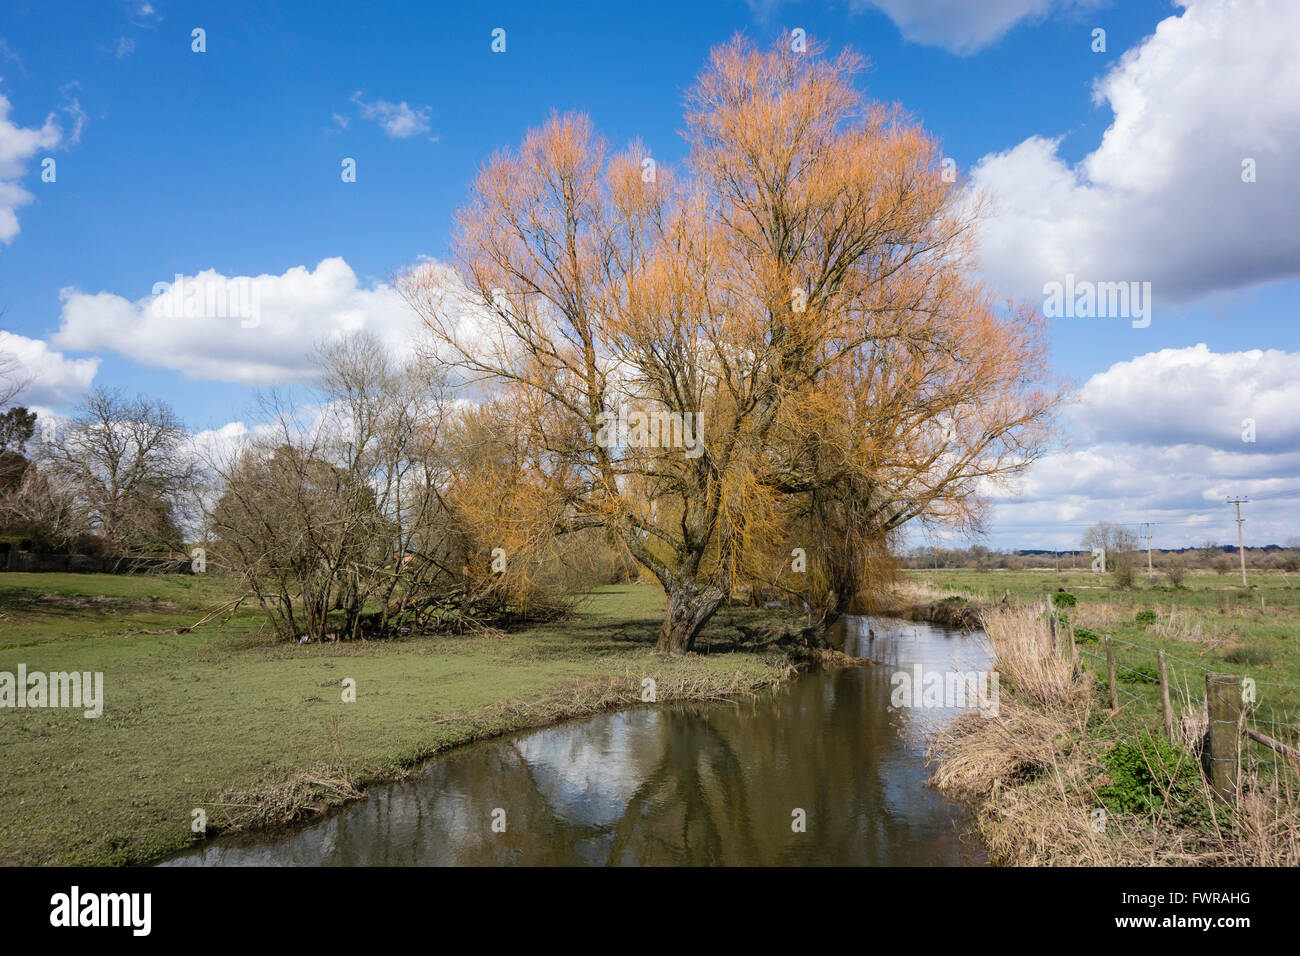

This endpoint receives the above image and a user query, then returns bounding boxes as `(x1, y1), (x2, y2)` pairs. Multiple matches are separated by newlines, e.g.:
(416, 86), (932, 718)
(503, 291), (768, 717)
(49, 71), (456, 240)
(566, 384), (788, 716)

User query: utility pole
(1227, 497), (1248, 587)
(1142, 521), (1154, 575)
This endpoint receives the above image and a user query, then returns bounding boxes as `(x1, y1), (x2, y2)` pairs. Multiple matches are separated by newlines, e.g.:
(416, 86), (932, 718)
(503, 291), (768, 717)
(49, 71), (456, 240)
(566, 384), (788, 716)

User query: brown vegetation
(401, 37), (1058, 653)
(929, 605), (1300, 865)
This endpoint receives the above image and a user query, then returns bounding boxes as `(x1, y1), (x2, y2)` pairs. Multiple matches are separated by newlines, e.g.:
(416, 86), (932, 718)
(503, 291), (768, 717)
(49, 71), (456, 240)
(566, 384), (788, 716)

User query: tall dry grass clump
(1149, 603), (1211, 646)
(929, 602), (1300, 865)
(1223, 770), (1300, 865)
(981, 605), (1085, 712)
(1072, 601), (1120, 632)
(929, 606), (1090, 810)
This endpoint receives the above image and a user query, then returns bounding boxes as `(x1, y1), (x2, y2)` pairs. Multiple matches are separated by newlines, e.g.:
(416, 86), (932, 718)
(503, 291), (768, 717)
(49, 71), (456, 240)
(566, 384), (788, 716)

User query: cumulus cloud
(50, 257), (429, 386)
(979, 345), (1300, 548)
(0, 91), (64, 244)
(349, 91), (434, 140)
(972, 0), (1300, 305)
(185, 420), (279, 470)
(1072, 345), (1300, 452)
(0, 330), (100, 406)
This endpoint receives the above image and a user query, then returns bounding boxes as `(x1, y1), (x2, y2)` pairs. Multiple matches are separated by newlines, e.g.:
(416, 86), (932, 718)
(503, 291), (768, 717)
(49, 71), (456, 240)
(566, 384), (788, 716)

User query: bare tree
(1082, 521), (1139, 588)
(0, 468), (89, 551)
(40, 388), (196, 555)
(0, 351), (33, 410)
(208, 334), (594, 642)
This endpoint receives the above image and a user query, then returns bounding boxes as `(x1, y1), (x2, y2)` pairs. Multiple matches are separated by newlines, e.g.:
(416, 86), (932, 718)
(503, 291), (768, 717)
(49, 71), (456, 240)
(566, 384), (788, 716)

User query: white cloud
(113, 36), (136, 59)
(972, 0), (1300, 305)
(746, 0), (1094, 53)
(0, 39), (25, 73)
(1073, 345), (1300, 452)
(349, 91), (434, 140)
(0, 330), (100, 406)
(852, 0), (1077, 55)
(56, 85), (87, 146)
(126, 2), (163, 27)
(185, 420), (272, 470)
(51, 257), (428, 386)
(0, 91), (63, 244)
(983, 345), (1300, 548)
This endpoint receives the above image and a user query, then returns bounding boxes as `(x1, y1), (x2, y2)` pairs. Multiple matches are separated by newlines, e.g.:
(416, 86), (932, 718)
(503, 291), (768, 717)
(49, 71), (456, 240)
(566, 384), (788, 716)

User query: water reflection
(164, 617), (988, 866)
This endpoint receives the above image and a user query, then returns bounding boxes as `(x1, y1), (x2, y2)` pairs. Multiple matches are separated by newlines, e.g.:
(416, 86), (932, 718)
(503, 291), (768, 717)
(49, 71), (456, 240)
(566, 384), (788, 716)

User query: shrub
(1224, 645), (1273, 666)
(1135, 609), (1157, 626)
(1074, 627), (1101, 644)
(1165, 559), (1188, 587)
(1052, 591), (1077, 608)
(1097, 734), (1214, 829)
(1118, 663), (1158, 684)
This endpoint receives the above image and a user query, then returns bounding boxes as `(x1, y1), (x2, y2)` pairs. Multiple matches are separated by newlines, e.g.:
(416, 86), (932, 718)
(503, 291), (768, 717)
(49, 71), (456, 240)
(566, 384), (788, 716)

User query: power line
(1250, 488), (1300, 501)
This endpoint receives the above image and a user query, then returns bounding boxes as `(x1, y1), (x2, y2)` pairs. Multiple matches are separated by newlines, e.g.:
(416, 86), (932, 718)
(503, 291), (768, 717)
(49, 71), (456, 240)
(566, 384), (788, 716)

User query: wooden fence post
(1046, 598), (1065, 657)
(1105, 636), (1118, 710)
(1204, 673), (1242, 804)
(1158, 650), (1173, 743)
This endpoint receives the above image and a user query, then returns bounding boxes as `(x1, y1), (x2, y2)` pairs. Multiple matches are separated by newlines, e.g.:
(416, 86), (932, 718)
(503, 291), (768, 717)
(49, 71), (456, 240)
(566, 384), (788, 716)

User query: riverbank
(0, 575), (801, 866)
(924, 600), (1300, 866)
(162, 614), (978, 866)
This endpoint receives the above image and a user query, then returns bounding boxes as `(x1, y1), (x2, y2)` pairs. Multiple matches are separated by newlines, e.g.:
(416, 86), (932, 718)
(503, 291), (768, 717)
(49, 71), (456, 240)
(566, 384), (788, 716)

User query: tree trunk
(813, 585), (852, 634)
(657, 582), (726, 654)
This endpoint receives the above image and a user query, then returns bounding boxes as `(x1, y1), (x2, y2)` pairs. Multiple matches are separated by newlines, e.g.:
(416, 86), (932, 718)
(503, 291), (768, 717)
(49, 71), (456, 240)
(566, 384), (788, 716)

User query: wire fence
(1070, 626), (1300, 770)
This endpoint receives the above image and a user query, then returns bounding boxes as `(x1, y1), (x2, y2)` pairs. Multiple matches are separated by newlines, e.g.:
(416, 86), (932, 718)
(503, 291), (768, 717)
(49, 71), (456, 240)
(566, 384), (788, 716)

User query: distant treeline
(905, 540), (1300, 573)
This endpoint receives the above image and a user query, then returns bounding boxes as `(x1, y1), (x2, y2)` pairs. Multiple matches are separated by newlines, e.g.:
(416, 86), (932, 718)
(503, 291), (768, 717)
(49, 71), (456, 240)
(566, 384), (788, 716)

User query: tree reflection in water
(164, 618), (987, 866)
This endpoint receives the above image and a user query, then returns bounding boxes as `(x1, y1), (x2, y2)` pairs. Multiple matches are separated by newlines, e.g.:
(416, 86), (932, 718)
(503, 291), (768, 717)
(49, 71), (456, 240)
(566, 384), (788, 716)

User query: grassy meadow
(916, 567), (1300, 865)
(7, 564), (1297, 867)
(904, 567), (1300, 725)
(0, 573), (796, 866)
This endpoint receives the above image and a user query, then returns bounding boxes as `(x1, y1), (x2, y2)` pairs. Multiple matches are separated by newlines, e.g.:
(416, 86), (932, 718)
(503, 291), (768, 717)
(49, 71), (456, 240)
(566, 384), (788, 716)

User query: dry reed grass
(929, 603), (1300, 865)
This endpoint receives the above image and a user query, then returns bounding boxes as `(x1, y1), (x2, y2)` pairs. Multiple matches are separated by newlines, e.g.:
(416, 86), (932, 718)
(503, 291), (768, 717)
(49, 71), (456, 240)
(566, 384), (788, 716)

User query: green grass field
(0, 573), (794, 866)
(9, 566), (1294, 866)
(906, 567), (1300, 748)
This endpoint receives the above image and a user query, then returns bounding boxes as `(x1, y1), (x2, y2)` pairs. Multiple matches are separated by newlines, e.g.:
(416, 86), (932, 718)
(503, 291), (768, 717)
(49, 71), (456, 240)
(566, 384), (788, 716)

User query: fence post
(1158, 650), (1174, 743)
(1105, 636), (1118, 710)
(1204, 673), (1242, 804)
(1046, 598), (1063, 656)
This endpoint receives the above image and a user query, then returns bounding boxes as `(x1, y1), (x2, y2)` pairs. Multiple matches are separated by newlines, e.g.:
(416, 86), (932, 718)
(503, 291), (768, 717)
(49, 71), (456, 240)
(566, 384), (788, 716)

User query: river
(162, 615), (989, 866)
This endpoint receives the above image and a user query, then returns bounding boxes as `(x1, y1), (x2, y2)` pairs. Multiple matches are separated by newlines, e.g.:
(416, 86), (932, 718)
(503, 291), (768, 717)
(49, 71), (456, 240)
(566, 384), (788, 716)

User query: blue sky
(2, 0), (1298, 549)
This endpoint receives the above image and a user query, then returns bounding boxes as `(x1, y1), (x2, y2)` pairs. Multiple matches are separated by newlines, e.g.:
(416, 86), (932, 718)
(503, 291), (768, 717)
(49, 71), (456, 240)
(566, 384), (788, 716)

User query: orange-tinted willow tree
(402, 37), (1060, 654)
(756, 282), (1057, 630)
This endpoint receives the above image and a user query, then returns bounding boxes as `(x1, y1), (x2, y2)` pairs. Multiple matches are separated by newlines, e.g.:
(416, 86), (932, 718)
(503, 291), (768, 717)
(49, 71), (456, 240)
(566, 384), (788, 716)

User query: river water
(162, 615), (989, 866)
